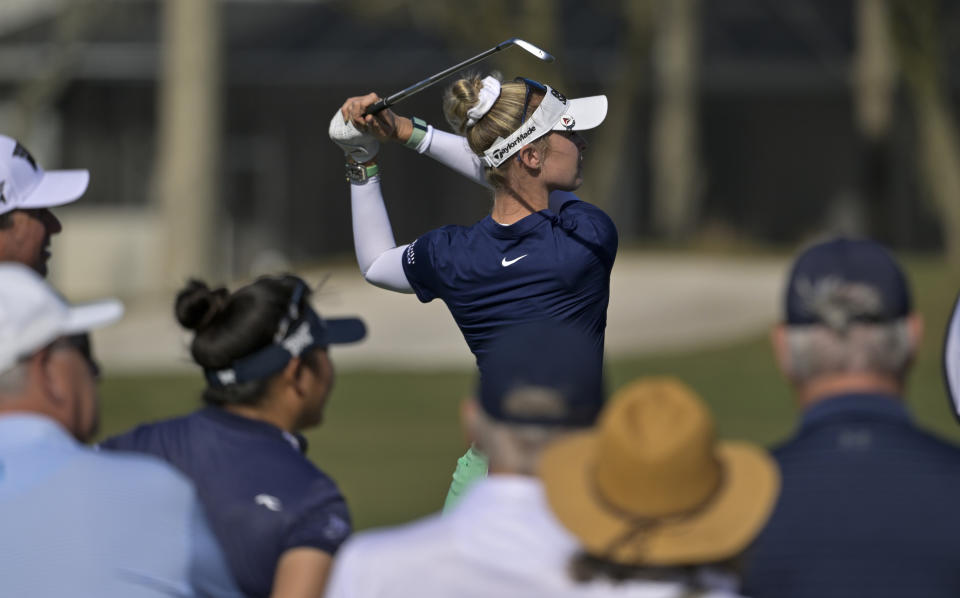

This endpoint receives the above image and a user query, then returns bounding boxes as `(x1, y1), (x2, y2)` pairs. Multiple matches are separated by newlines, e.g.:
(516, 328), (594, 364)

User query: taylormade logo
(493, 125), (537, 161)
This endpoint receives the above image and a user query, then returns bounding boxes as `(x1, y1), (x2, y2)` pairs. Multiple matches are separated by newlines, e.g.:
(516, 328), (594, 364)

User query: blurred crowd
(2, 88), (960, 598)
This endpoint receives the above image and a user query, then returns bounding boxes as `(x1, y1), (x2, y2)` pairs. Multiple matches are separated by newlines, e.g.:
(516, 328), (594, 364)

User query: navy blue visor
(204, 283), (365, 387)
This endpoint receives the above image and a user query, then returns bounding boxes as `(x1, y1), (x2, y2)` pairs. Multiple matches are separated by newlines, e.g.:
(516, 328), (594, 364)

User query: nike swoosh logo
(501, 255), (528, 267)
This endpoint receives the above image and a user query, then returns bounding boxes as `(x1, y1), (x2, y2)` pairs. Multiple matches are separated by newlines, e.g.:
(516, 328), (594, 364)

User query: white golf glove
(329, 111), (380, 162)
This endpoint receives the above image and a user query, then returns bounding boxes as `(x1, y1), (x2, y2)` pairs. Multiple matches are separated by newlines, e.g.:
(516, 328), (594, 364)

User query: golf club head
(505, 38), (556, 62)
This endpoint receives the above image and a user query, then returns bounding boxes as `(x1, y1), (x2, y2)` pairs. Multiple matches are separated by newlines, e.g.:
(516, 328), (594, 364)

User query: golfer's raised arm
(330, 96), (414, 294)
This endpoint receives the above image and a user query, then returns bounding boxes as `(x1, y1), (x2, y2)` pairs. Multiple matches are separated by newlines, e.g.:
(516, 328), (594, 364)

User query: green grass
(96, 255), (960, 530)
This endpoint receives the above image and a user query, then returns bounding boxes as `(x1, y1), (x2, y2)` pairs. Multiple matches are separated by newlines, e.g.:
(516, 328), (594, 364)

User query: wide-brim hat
(538, 377), (779, 566)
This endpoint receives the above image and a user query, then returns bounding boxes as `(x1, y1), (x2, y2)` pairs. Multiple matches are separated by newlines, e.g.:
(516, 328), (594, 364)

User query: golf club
(363, 38), (555, 116)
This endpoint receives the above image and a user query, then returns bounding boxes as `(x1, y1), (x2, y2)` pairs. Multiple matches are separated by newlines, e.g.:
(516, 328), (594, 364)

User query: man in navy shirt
(742, 238), (960, 598)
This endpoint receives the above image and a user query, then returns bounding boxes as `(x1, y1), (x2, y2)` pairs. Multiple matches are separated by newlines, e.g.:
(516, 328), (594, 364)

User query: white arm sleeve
(350, 177), (414, 293)
(412, 126), (583, 213)
(414, 126), (491, 189)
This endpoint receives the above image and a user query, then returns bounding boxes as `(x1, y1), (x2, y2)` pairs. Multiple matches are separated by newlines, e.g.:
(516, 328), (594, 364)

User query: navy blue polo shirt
(743, 393), (960, 598)
(402, 195), (617, 375)
(101, 407), (351, 598)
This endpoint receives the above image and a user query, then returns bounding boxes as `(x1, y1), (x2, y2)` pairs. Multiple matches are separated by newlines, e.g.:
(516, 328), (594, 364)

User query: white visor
(946, 292), (960, 420)
(482, 84), (608, 168)
(20, 169), (90, 210)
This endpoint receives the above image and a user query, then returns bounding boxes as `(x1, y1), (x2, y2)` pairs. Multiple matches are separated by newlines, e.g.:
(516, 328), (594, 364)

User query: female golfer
(101, 275), (366, 598)
(330, 74), (616, 508)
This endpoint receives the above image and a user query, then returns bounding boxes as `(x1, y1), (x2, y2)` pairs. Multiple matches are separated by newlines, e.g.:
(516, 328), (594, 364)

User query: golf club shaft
(364, 38), (553, 116)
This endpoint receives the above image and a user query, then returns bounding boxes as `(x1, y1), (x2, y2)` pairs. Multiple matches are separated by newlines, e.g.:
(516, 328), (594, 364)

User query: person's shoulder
(325, 514), (451, 596)
(772, 414), (960, 465)
(340, 512), (450, 563)
(99, 411), (197, 451)
(84, 445), (196, 500)
(557, 195), (610, 218)
(899, 423), (960, 462)
(279, 461), (347, 509)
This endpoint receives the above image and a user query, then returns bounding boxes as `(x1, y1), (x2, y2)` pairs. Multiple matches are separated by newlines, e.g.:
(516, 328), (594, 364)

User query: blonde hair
(442, 73), (550, 188)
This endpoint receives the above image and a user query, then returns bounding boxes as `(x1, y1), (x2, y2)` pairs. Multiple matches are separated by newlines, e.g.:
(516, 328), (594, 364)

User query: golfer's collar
(481, 210), (555, 239)
(481, 87), (569, 168)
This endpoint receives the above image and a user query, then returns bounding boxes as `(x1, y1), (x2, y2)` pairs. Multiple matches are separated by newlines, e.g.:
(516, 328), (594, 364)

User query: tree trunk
(578, 0), (654, 239)
(650, 0), (701, 240)
(853, 0), (897, 240)
(889, 0), (960, 263)
(156, 0), (222, 284)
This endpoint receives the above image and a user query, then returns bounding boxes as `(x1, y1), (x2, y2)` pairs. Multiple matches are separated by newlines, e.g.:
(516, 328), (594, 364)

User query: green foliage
(96, 256), (960, 530)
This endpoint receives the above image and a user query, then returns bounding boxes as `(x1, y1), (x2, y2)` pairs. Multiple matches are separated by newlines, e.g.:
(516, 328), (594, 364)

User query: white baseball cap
(0, 263), (123, 373)
(0, 135), (89, 217)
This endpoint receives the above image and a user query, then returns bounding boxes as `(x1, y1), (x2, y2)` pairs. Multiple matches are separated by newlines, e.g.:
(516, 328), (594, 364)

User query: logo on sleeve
(254, 494), (283, 512)
(323, 514), (350, 541)
(406, 240), (418, 265)
(501, 254), (528, 267)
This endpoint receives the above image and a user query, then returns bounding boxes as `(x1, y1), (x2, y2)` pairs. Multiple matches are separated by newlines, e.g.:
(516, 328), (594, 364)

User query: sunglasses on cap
(517, 77), (548, 125)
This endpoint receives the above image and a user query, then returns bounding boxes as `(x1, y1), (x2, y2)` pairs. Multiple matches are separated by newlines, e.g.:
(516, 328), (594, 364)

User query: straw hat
(538, 377), (779, 566)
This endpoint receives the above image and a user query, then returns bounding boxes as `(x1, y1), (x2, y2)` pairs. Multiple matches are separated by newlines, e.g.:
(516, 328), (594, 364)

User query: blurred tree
(577, 0), (655, 240)
(649, 0), (701, 240)
(156, 0), (222, 284)
(853, 0), (897, 242)
(337, 0), (563, 98)
(889, 0), (960, 263)
(14, 0), (103, 142)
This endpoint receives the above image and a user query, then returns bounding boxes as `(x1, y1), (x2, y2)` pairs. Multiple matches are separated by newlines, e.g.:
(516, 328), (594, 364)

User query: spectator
(742, 237), (960, 598)
(0, 263), (241, 597)
(538, 377), (779, 598)
(0, 135), (88, 276)
(102, 275), (366, 598)
(324, 322), (606, 598)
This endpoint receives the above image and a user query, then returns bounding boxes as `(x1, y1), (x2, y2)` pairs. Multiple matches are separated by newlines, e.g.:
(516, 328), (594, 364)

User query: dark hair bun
(175, 279), (229, 331)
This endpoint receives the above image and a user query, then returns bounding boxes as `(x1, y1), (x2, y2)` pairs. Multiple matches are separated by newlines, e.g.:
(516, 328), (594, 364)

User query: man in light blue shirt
(0, 263), (242, 597)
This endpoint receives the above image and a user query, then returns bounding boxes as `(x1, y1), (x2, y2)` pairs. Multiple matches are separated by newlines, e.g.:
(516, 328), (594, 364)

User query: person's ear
(282, 357), (309, 398)
(906, 313), (924, 352)
(35, 347), (69, 408)
(770, 324), (791, 379)
(517, 145), (541, 170)
(460, 398), (480, 447)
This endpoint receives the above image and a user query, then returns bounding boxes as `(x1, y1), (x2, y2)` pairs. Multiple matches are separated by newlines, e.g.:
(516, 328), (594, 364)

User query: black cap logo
(0, 180), (5, 205)
(550, 88), (567, 104)
(12, 142), (38, 172)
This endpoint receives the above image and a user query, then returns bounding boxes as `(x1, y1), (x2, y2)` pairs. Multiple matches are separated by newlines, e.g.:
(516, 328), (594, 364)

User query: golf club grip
(364, 99), (390, 116)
